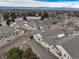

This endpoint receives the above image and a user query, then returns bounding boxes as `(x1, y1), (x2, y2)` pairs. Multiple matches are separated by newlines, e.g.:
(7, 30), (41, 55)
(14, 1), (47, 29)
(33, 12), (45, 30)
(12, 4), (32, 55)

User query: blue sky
(0, 0), (79, 8)
(35, 0), (79, 2)
(1, 0), (79, 2)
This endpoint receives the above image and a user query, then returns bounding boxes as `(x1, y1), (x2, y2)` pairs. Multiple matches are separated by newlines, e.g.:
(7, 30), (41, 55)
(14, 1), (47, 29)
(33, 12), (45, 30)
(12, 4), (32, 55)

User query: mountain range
(0, 6), (79, 10)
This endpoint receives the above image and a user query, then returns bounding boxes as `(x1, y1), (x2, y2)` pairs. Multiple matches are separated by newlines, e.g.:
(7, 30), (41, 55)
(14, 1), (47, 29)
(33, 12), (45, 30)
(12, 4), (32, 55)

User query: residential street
(0, 33), (57, 59)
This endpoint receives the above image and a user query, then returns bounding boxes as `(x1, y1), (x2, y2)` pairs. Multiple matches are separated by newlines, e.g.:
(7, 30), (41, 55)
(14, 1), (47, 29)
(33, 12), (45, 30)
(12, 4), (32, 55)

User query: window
(64, 54), (67, 57)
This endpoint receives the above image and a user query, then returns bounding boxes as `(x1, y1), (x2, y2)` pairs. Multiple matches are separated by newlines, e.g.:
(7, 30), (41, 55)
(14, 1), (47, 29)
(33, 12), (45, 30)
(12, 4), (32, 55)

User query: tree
(10, 12), (16, 22)
(23, 15), (27, 21)
(41, 11), (48, 20)
(38, 12), (42, 16)
(6, 19), (11, 25)
(6, 47), (23, 59)
(22, 48), (39, 59)
(10, 13), (16, 19)
(3, 13), (9, 20)
(0, 23), (2, 26)
(6, 47), (39, 59)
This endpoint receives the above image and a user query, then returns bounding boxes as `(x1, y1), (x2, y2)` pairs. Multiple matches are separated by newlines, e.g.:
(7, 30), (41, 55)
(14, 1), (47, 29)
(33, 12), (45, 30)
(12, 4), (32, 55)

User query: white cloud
(0, 0), (79, 8)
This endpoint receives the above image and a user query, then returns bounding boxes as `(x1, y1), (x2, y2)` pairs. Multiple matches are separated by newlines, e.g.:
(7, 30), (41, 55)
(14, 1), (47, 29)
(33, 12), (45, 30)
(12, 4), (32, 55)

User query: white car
(56, 34), (66, 39)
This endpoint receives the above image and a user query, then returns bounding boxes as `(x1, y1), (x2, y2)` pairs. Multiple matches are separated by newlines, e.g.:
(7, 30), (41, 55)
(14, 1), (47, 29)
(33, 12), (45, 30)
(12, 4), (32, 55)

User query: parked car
(55, 34), (66, 39)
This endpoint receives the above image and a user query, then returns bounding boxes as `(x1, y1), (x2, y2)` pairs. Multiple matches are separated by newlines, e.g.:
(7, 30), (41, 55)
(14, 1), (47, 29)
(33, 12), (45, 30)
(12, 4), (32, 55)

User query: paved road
(27, 39), (57, 59)
(0, 33), (57, 59)
(0, 33), (29, 59)
(62, 35), (79, 59)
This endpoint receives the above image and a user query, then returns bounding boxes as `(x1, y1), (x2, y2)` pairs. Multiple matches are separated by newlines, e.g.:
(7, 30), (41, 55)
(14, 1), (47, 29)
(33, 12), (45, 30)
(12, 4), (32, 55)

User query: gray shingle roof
(0, 26), (15, 39)
(15, 19), (25, 26)
(0, 26), (15, 33)
(27, 21), (36, 28)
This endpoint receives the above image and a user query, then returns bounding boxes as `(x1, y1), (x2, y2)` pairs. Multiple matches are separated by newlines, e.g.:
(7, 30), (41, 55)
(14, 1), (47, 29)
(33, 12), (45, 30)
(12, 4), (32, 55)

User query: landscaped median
(6, 47), (39, 59)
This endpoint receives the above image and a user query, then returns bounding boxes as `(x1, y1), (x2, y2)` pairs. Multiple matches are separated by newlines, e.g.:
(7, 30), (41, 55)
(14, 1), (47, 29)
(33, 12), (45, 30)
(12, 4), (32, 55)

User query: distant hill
(0, 6), (79, 10)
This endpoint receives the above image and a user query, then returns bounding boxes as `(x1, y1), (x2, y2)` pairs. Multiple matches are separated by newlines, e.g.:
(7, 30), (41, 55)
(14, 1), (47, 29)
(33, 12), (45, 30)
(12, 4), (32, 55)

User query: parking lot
(31, 19), (79, 59)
